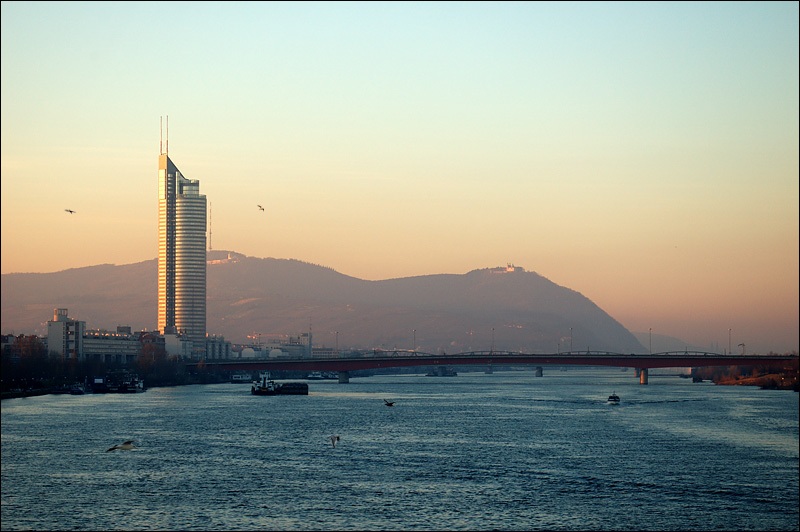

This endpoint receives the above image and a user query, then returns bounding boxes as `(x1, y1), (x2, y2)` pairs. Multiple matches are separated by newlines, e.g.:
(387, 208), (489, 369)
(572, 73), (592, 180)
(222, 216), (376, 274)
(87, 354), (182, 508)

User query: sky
(1, 1), (798, 354)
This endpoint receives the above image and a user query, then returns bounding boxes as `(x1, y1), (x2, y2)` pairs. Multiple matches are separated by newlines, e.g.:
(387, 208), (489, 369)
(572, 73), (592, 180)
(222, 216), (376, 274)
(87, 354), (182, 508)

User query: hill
(1, 250), (646, 354)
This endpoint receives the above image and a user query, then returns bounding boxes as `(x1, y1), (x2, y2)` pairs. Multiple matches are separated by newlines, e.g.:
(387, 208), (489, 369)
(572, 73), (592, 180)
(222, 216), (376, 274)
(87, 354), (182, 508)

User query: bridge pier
(338, 371), (350, 384)
(638, 368), (649, 385)
(534, 366), (543, 377)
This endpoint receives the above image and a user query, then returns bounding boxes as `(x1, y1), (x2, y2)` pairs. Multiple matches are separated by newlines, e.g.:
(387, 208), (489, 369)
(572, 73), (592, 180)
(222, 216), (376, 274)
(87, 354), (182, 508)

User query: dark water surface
(2, 368), (798, 531)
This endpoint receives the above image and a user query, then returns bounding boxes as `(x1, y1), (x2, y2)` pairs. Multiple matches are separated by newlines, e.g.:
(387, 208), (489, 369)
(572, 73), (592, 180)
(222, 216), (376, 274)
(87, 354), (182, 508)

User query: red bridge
(187, 350), (797, 384)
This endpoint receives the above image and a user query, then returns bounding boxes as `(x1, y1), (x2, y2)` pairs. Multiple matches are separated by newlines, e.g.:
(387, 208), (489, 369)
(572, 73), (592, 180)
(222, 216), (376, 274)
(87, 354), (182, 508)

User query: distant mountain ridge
(1, 250), (646, 354)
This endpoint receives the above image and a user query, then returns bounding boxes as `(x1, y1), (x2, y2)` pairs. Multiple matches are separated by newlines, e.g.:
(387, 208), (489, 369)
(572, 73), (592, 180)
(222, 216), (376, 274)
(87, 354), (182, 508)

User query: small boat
(607, 392), (620, 405)
(251, 373), (309, 396)
(306, 371), (325, 380)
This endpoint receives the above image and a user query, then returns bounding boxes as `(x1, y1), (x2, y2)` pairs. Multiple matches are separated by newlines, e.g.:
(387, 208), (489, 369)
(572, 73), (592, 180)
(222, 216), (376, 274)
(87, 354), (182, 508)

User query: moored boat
(92, 371), (145, 393)
(251, 373), (309, 396)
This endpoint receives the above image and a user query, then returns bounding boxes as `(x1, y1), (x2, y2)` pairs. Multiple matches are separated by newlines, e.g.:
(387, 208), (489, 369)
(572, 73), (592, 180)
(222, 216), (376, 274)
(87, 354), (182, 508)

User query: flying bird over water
(106, 440), (136, 452)
(383, 399), (395, 407)
(65, 209), (76, 214)
(257, 205), (264, 211)
(329, 435), (340, 448)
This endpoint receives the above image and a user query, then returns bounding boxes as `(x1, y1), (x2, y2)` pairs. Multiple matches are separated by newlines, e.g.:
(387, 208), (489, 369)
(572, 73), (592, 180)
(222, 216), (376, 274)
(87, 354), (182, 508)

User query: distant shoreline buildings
(18, 306), (310, 363)
(1, 125), (317, 363)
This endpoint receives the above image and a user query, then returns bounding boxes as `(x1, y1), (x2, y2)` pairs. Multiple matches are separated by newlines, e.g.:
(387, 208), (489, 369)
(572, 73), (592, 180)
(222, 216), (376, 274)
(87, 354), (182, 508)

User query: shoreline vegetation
(690, 364), (800, 391)
(2, 336), (798, 400)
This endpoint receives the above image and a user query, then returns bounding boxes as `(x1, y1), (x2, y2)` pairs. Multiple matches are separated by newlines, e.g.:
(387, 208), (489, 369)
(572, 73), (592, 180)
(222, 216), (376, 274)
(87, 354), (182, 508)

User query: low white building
(82, 327), (142, 364)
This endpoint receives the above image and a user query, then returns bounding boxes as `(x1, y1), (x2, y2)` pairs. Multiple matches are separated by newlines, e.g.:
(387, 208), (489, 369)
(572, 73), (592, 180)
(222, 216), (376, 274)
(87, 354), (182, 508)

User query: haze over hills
(1, 250), (648, 354)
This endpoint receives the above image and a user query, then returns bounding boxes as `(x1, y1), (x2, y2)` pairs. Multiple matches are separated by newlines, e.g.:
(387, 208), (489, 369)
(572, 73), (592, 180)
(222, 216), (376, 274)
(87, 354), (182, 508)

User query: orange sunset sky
(2, 2), (798, 353)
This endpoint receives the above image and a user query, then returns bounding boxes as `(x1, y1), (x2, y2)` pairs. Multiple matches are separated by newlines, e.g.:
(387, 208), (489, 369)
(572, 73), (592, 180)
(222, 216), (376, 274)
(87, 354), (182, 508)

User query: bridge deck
(188, 350), (797, 373)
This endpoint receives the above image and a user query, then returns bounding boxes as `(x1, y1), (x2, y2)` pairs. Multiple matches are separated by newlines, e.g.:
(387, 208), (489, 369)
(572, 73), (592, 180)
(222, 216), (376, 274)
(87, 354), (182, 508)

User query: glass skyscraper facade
(158, 150), (207, 354)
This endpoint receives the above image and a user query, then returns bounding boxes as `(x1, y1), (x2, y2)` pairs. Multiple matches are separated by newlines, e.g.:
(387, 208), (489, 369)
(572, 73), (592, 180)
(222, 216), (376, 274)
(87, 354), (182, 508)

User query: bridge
(186, 350), (797, 385)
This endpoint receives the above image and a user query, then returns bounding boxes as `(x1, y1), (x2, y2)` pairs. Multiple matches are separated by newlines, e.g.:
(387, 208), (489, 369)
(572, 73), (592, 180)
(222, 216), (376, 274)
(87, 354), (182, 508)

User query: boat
(69, 384), (86, 395)
(306, 371), (324, 380)
(607, 392), (620, 405)
(120, 375), (145, 393)
(251, 373), (309, 396)
(91, 371), (145, 393)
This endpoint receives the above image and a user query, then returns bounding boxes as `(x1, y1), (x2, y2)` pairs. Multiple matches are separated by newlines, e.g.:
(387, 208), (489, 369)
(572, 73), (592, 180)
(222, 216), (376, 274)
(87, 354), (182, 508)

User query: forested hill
(1, 250), (645, 354)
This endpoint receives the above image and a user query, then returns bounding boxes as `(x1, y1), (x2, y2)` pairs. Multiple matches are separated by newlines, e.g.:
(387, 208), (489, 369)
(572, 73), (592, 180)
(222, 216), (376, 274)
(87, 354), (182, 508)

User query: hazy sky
(2, 1), (798, 354)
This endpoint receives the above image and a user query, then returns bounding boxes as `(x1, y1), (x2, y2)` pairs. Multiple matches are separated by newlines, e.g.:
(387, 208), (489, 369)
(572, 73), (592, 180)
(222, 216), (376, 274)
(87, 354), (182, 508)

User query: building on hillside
(157, 119), (207, 359)
(47, 308), (85, 360)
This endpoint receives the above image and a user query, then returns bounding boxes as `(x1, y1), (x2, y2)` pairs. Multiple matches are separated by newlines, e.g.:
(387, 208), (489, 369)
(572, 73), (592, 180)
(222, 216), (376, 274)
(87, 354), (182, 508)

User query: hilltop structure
(157, 118), (207, 356)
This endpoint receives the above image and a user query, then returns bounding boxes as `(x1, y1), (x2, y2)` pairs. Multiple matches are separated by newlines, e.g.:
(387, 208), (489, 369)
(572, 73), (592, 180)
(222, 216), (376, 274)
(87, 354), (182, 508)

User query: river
(2, 368), (798, 531)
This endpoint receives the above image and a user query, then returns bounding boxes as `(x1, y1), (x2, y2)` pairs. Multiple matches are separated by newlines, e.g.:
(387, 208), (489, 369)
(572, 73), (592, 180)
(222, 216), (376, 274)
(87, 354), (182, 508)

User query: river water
(2, 368), (798, 531)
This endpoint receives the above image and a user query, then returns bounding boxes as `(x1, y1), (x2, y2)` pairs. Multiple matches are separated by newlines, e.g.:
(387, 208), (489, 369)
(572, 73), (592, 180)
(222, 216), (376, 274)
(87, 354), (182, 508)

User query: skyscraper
(158, 122), (207, 355)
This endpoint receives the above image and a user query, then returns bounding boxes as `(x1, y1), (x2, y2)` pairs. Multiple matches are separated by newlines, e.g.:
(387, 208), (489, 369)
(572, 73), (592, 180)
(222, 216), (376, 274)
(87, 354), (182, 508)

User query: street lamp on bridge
(413, 329), (416, 353)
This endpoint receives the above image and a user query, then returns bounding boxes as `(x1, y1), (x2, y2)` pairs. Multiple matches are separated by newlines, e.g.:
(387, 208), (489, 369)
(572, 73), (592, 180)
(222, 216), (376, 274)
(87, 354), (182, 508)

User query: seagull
(329, 435), (340, 448)
(383, 399), (395, 407)
(106, 440), (137, 452)
(65, 209), (76, 214)
(257, 204), (264, 211)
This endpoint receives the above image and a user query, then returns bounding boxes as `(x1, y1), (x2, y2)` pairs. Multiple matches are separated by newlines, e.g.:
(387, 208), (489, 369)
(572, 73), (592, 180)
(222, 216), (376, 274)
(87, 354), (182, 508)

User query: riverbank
(714, 372), (799, 391)
(4, 370), (798, 400)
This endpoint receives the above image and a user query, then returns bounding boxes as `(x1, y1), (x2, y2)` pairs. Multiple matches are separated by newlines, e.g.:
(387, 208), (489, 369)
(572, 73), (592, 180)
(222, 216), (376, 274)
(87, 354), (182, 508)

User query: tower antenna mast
(160, 116), (163, 154)
(166, 115), (169, 155)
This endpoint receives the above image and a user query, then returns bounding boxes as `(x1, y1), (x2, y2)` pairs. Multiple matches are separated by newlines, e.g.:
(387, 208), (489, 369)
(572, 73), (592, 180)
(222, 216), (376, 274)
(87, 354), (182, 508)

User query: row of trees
(691, 360), (799, 391)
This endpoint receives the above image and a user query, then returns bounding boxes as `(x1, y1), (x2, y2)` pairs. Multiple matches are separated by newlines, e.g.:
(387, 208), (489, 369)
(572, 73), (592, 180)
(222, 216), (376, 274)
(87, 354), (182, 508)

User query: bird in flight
(383, 399), (395, 407)
(257, 205), (264, 211)
(65, 209), (76, 214)
(329, 435), (340, 448)
(106, 440), (137, 452)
